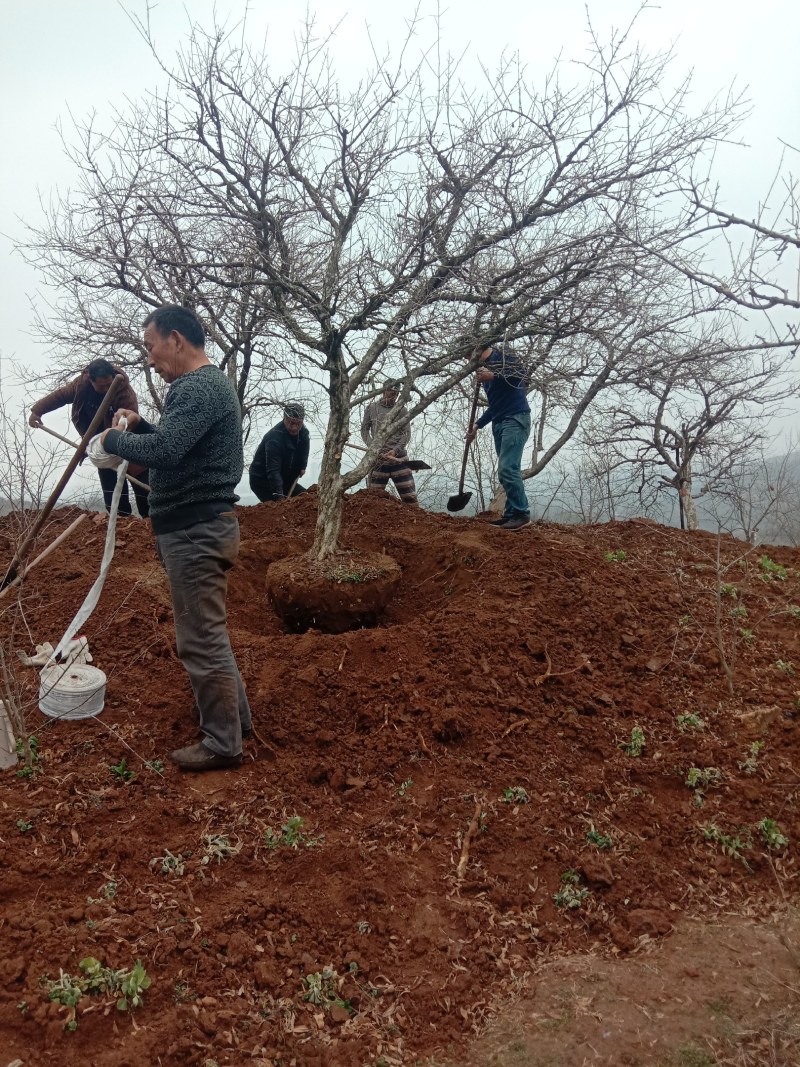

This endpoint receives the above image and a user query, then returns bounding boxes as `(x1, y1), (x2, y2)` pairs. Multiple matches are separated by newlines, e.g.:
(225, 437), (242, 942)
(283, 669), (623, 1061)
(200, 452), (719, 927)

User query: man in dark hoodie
(466, 344), (531, 530)
(29, 358), (150, 517)
(100, 305), (251, 773)
(248, 403), (310, 502)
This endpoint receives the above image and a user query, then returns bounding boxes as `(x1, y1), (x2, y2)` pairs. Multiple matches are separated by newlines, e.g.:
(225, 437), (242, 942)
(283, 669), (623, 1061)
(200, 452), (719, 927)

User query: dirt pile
(0, 492), (798, 1066)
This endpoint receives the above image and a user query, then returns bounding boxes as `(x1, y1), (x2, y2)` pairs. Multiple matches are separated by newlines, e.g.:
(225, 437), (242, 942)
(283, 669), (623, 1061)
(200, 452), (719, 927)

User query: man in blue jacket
(466, 344), (532, 530)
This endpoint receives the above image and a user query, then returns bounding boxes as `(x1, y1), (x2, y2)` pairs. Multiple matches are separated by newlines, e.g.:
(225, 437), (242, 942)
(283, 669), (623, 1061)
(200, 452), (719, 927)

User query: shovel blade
(406, 460), (432, 471)
(447, 490), (473, 513)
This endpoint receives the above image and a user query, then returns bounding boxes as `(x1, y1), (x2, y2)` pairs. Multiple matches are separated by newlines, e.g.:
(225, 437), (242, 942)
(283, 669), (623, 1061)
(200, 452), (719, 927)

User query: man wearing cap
(361, 381), (418, 505)
(249, 403), (310, 502)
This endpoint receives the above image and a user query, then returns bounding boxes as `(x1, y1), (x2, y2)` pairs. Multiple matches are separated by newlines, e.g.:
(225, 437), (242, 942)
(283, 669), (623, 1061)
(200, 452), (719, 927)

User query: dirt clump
(0, 492), (799, 1066)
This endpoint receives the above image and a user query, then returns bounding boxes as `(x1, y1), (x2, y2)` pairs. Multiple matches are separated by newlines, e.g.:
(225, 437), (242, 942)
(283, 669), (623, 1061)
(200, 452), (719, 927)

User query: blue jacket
(475, 347), (530, 429)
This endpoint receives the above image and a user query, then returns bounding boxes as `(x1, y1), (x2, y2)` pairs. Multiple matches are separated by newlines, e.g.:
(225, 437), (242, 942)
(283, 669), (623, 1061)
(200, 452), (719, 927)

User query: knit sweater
(104, 365), (243, 533)
(360, 398), (411, 454)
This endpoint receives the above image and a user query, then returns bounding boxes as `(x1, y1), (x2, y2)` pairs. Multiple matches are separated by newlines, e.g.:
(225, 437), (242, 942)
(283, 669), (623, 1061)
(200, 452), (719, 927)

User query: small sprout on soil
(500, 785), (529, 804)
(786, 606), (800, 619)
(150, 849), (185, 876)
(356, 921), (372, 935)
(586, 827), (613, 850)
(145, 758), (165, 773)
(396, 778), (414, 797)
(264, 815), (316, 850)
(757, 818), (789, 850)
(729, 605), (747, 619)
(775, 659), (796, 676)
(17, 1000), (28, 1013)
(553, 870), (590, 910)
(604, 549), (626, 562)
(700, 823), (752, 869)
(738, 741), (764, 774)
(173, 980), (197, 1003)
(620, 726), (645, 757)
(720, 583), (737, 598)
(101, 880), (117, 900)
(109, 757), (136, 784)
(678, 614), (691, 626)
(202, 833), (241, 865)
(301, 966), (352, 1015)
(16, 818), (33, 833)
(41, 957), (151, 1030)
(15, 734), (41, 777)
(759, 555), (788, 581)
(739, 628), (756, 644)
(676, 713), (705, 733)
(686, 767), (721, 789)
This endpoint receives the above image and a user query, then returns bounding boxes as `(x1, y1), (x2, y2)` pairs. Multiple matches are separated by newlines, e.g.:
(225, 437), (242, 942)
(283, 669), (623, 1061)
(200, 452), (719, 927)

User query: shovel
(346, 441), (432, 471)
(447, 381), (481, 513)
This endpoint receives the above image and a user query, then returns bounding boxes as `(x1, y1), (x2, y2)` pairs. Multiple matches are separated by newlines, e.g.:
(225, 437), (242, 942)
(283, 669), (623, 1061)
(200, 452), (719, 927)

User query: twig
(456, 801), (482, 882)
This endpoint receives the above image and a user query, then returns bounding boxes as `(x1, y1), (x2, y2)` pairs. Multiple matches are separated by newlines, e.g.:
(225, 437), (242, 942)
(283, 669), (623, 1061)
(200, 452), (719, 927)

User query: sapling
(264, 815), (316, 850)
(700, 823), (752, 869)
(720, 583), (738, 599)
(396, 778), (414, 797)
(759, 555), (788, 581)
(16, 818), (33, 833)
(150, 849), (185, 876)
(604, 549), (626, 562)
(775, 659), (796, 676)
(676, 713), (705, 732)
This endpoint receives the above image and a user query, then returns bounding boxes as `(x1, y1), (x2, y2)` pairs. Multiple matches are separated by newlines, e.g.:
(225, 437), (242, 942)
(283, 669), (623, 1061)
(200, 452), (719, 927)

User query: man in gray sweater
(360, 380), (418, 504)
(102, 305), (251, 772)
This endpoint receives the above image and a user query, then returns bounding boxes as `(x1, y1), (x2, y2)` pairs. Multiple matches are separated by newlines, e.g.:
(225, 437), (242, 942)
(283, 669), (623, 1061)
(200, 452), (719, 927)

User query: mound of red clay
(0, 490), (798, 1066)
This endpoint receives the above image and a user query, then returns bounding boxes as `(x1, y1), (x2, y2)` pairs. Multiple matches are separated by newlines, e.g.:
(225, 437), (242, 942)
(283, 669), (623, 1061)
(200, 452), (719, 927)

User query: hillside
(1, 492), (799, 1066)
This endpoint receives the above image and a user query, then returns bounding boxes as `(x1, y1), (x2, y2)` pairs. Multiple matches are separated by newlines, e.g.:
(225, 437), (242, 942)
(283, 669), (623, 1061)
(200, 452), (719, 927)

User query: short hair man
(465, 345), (531, 530)
(100, 305), (251, 772)
(361, 380), (418, 505)
(248, 402), (310, 502)
(29, 358), (150, 518)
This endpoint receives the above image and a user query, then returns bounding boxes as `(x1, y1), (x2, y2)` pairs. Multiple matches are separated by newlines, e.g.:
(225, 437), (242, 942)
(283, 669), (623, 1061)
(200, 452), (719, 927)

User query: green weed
(396, 778), (414, 797)
(109, 757), (135, 784)
(676, 713), (705, 732)
(500, 786), (529, 804)
(42, 957), (151, 1030)
(202, 834), (241, 865)
(738, 741), (764, 774)
(150, 849), (186, 876)
(586, 827), (613, 850)
(553, 869), (590, 910)
(700, 823), (752, 869)
(604, 549), (626, 562)
(264, 815), (316, 850)
(757, 818), (789, 849)
(775, 659), (796, 676)
(759, 555), (788, 581)
(720, 583), (737, 599)
(620, 726), (645, 757)
(16, 818), (33, 833)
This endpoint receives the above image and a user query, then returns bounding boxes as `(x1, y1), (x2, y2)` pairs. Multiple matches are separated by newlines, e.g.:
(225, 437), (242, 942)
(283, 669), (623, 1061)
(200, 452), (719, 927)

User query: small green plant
(604, 549), (626, 562)
(729, 605), (747, 619)
(700, 823), (752, 869)
(686, 767), (721, 789)
(15, 734), (41, 777)
(500, 785), (529, 804)
(720, 583), (738, 599)
(678, 613), (691, 626)
(145, 759), (165, 773)
(101, 880), (118, 900)
(16, 818), (33, 833)
(676, 713), (705, 732)
(396, 778), (414, 797)
(109, 757), (135, 784)
(356, 920), (372, 935)
(739, 628), (756, 644)
(41, 957), (151, 1030)
(620, 726), (645, 757)
(757, 817), (789, 850)
(738, 741), (764, 774)
(150, 849), (185, 876)
(786, 606), (800, 619)
(586, 827), (613, 850)
(759, 555), (788, 581)
(264, 815), (316, 850)
(301, 966), (352, 1015)
(775, 659), (796, 677)
(202, 833), (241, 865)
(553, 870), (589, 910)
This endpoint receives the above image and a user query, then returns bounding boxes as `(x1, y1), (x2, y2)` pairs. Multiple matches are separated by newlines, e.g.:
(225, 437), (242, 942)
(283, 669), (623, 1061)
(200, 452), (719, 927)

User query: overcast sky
(1, 0), (798, 498)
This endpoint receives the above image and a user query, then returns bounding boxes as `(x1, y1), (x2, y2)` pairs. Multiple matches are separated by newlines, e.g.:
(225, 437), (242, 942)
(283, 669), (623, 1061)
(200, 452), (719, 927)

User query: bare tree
(597, 330), (796, 529)
(23, 9), (765, 558)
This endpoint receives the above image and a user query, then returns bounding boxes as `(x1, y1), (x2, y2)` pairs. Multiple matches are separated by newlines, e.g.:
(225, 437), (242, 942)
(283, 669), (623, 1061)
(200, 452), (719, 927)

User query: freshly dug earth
(0, 490), (798, 1067)
(266, 548), (402, 632)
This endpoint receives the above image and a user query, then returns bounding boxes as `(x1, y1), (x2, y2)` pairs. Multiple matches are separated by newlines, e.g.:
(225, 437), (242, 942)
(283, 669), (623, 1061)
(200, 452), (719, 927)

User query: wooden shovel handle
(457, 381), (482, 495)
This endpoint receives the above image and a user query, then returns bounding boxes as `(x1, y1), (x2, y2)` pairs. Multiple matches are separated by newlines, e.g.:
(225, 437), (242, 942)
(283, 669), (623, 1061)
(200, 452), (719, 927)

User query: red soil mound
(0, 491), (798, 1066)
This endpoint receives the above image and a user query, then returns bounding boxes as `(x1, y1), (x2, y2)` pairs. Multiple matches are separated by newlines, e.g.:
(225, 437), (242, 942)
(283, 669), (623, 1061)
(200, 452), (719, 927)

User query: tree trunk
(311, 349), (349, 560)
(682, 473), (700, 530)
(488, 486), (506, 515)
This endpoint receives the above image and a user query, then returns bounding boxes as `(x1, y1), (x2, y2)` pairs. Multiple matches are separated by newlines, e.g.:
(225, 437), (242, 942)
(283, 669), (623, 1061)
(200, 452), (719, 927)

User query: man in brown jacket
(29, 358), (150, 517)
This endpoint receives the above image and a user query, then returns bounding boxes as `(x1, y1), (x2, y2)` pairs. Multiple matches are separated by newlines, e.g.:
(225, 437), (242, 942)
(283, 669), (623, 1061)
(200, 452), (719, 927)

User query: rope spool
(39, 664), (106, 720)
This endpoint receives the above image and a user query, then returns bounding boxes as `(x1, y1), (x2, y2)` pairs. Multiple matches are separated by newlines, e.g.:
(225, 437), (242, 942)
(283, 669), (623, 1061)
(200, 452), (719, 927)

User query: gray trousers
(155, 512), (251, 756)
